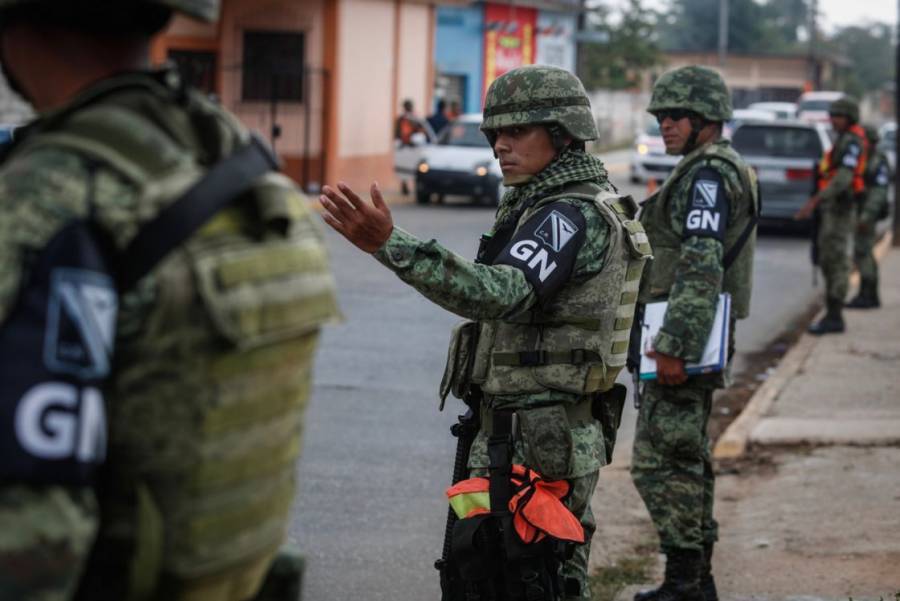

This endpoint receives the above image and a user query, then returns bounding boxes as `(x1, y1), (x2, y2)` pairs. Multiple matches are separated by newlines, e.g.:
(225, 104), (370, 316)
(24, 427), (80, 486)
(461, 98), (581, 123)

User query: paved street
(288, 151), (821, 601)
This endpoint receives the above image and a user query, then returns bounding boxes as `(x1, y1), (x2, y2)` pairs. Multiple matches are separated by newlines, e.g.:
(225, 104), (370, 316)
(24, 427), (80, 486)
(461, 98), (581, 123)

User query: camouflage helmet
(648, 66), (733, 122)
(0, 0), (219, 22)
(829, 96), (860, 123)
(481, 65), (598, 142)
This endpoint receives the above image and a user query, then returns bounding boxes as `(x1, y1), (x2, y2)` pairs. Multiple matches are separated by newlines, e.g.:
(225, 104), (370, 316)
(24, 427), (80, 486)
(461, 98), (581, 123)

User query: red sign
(483, 3), (537, 99)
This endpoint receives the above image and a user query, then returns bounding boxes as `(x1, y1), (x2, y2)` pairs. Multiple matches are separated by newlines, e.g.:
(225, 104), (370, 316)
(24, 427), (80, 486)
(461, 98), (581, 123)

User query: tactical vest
(4, 72), (339, 598)
(865, 150), (889, 188)
(469, 184), (652, 396)
(818, 124), (868, 195)
(637, 140), (758, 319)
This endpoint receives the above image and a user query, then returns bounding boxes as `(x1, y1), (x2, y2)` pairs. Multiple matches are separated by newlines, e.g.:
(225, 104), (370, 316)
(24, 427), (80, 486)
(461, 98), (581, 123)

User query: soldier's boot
(807, 300), (845, 335)
(846, 281), (880, 309)
(633, 549), (704, 601)
(699, 542), (717, 601)
(252, 548), (304, 601)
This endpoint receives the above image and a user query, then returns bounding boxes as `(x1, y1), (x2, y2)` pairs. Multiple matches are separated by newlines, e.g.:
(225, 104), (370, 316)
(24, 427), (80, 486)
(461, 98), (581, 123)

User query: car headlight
(417, 161), (429, 174)
(637, 143), (649, 155)
(475, 165), (488, 176)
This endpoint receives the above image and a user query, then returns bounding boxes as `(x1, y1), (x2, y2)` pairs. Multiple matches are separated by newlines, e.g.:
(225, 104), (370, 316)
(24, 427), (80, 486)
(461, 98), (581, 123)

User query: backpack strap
(116, 132), (279, 292)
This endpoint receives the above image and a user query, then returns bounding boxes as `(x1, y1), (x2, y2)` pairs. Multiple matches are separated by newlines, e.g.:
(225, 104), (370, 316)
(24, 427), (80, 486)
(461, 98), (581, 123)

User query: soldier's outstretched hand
(320, 182), (394, 253)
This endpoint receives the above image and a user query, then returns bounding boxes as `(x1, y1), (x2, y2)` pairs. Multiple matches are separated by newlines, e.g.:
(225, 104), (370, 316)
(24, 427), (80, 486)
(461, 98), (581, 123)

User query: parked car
(878, 121), (896, 172)
(414, 113), (505, 205)
(731, 120), (832, 222)
(747, 101), (797, 120)
(629, 121), (680, 183)
(797, 90), (844, 123)
(394, 120), (437, 189)
(723, 108), (776, 139)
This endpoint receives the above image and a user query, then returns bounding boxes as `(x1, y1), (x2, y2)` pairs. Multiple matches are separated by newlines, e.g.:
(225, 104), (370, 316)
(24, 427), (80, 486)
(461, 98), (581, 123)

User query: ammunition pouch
(591, 384), (627, 464)
(440, 320), (480, 409)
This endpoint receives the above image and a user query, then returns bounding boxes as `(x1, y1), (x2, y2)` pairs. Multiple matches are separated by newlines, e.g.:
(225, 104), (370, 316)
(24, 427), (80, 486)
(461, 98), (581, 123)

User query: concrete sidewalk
(711, 246), (900, 599)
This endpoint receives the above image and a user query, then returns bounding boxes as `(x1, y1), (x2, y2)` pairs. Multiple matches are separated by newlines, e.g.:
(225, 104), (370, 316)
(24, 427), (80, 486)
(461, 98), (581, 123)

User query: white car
(413, 114), (505, 205)
(629, 121), (680, 184)
(723, 109), (777, 139)
(797, 90), (844, 123)
(747, 101), (797, 120)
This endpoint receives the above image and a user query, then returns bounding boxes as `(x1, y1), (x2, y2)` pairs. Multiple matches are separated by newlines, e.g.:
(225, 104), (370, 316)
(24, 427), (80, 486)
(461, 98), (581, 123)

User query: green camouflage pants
(630, 382), (717, 552)
(853, 220), (878, 288)
(818, 206), (855, 303)
(0, 485), (98, 601)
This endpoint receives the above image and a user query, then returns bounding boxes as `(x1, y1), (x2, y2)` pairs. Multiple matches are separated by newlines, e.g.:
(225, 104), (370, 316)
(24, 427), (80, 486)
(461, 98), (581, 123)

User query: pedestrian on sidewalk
(847, 125), (891, 309)
(320, 65), (651, 600)
(796, 96), (869, 334)
(630, 66), (759, 601)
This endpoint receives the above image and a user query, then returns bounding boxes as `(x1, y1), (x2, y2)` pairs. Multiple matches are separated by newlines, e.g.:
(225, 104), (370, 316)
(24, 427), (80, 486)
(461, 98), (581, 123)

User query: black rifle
(436, 390), (482, 600)
(810, 158), (822, 286)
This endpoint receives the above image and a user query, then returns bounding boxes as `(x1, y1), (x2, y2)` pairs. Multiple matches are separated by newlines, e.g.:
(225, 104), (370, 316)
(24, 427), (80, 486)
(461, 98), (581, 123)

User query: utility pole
(717, 0), (729, 67)
(807, 0), (819, 89)
(893, 0), (899, 246)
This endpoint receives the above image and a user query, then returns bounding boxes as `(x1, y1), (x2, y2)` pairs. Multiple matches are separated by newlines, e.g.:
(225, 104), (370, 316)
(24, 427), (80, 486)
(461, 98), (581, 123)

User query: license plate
(757, 168), (786, 183)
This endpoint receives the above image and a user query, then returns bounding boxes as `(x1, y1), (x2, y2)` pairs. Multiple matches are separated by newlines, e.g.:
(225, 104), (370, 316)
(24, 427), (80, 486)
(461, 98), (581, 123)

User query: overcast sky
(816, 0), (896, 30)
(611, 0), (897, 30)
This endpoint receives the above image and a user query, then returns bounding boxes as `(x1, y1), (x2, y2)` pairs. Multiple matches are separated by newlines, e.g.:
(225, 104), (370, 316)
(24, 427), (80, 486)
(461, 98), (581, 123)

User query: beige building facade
(155, 0), (441, 193)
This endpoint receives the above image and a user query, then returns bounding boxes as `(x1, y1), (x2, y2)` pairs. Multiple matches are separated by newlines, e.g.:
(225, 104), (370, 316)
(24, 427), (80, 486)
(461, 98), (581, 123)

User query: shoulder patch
(842, 141), (860, 169)
(684, 166), (729, 242)
(535, 209), (579, 252)
(493, 201), (587, 304)
(875, 162), (890, 187)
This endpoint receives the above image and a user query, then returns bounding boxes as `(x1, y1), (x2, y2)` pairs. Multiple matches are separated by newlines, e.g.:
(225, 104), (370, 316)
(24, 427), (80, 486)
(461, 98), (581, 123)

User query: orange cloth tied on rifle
(446, 464), (585, 544)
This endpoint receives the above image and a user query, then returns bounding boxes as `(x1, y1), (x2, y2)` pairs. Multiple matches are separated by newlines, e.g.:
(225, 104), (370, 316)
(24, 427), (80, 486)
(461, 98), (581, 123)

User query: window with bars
(242, 30), (305, 103)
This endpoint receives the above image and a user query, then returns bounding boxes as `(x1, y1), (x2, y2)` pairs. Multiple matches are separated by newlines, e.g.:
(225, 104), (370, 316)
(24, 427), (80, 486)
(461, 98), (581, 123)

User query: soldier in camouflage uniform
(0, 1), (338, 600)
(796, 96), (869, 334)
(630, 66), (758, 601)
(846, 125), (891, 309)
(321, 65), (651, 600)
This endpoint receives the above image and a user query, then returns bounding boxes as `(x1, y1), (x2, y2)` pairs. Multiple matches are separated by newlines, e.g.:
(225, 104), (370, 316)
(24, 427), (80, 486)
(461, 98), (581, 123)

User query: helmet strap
(682, 116), (708, 154)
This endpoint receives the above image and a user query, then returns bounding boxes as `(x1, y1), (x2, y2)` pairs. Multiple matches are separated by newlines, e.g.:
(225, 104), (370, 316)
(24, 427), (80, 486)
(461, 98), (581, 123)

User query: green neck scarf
(494, 148), (609, 226)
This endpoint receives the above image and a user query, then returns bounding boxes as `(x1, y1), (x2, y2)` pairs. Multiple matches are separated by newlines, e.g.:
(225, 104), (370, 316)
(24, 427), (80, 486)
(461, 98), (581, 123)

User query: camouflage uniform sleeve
(0, 149), (99, 599)
(0, 149), (92, 320)
(860, 156), (890, 224)
(819, 135), (859, 204)
(559, 197), (610, 279)
(374, 226), (538, 320)
(373, 199), (608, 320)
(653, 158), (739, 362)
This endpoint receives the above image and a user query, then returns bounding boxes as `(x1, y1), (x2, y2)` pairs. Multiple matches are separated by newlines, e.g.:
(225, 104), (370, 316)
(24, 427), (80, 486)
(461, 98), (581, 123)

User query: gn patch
(684, 166), (729, 242)
(494, 201), (586, 303)
(842, 141), (861, 169)
(875, 163), (889, 187)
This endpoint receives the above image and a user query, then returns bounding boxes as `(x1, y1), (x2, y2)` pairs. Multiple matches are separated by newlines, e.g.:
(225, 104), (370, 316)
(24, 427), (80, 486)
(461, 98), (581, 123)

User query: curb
(713, 231), (894, 459)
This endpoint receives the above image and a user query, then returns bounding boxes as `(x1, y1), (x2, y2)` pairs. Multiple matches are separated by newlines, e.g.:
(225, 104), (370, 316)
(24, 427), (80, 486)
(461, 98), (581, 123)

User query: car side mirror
(410, 132), (428, 147)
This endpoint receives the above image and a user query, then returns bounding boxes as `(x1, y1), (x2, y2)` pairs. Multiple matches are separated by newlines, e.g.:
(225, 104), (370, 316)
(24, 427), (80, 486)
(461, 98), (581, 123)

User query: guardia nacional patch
(842, 141), (861, 169)
(494, 201), (587, 303)
(684, 166), (729, 242)
(875, 162), (889, 187)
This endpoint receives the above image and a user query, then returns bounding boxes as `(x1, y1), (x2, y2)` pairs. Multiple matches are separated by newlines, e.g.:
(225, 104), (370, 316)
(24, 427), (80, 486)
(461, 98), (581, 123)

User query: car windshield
(440, 121), (489, 147)
(883, 128), (896, 145)
(732, 126), (823, 159)
(645, 122), (661, 136)
(799, 100), (832, 112)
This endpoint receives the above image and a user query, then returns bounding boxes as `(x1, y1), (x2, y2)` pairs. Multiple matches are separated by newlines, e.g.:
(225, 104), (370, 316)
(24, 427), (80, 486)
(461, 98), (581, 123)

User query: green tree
(580, 0), (662, 90)
(657, 0), (809, 54)
(825, 22), (895, 97)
